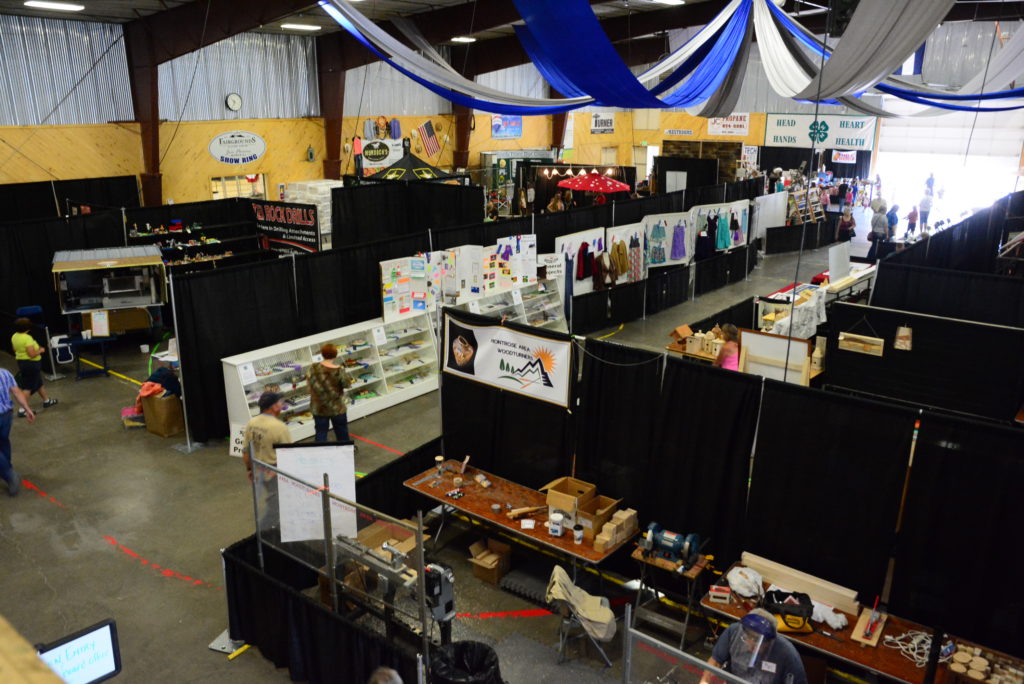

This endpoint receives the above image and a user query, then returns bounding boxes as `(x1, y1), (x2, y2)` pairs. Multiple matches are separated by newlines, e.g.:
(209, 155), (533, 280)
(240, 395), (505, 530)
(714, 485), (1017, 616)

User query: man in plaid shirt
(0, 368), (36, 496)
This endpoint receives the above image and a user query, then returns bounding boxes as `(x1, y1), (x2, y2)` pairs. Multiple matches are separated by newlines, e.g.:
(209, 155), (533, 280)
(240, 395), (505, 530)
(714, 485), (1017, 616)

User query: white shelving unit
(455, 279), (567, 333)
(222, 313), (438, 452)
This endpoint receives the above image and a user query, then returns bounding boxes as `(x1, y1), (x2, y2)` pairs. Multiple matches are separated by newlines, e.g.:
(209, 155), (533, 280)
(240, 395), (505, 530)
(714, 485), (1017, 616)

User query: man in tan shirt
(242, 392), (291, 532)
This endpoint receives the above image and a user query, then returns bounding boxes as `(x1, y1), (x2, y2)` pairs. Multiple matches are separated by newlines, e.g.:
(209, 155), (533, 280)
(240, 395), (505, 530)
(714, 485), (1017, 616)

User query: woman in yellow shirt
(11, 318), (57, 417)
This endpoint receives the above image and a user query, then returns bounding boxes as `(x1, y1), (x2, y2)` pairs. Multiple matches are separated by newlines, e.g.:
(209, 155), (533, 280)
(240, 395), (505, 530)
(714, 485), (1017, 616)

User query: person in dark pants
(837, 181), (849, 209)
(0, 368), (36, 496)
(11, 318), (57, 417)
(306, 343), (353, 442)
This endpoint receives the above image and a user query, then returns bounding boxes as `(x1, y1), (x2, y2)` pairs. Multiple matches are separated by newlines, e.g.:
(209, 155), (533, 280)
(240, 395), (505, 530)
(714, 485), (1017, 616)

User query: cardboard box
(670, 324), (694, 342)
(142, 393), (185, 438)
(576, 495), (621, 541)
(468, 538), (511, 585)
(540, 477), (596, 515)
(357, 520), (428, 570)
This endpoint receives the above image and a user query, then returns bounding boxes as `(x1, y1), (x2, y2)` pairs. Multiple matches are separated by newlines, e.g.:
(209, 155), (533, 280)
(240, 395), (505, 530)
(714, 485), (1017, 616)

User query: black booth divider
(826, 302), (1024, 422)
(764, 219), (836, 255)
(745, 382), (916, 600)
(645, 265), (690, 316)
(439, 309), (574, 490)
(0, 175), (139, 223)
(224, 536), (419, 683)
(695, 253), (730, 295)
(689, 297), (757, 335)
(872, 262), (1024, 327)
(889, 413), (1024, 658)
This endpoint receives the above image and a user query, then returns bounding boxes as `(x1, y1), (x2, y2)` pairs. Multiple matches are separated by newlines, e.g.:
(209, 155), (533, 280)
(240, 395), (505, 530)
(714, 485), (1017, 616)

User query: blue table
(68, 336), (117, 379)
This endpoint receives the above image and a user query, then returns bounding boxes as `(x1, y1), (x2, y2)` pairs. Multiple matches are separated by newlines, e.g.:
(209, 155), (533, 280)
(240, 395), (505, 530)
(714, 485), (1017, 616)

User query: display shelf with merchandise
(455, 279), (567, 333)
(222, 313), (438, 451)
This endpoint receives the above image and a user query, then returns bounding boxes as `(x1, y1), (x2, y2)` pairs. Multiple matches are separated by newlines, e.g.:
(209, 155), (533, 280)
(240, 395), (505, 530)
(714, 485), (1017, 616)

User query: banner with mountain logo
(443, 312), (571, 407)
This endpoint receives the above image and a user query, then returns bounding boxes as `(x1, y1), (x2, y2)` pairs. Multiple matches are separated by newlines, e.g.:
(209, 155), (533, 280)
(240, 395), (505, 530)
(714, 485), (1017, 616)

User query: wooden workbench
(404, 460), (635, 564)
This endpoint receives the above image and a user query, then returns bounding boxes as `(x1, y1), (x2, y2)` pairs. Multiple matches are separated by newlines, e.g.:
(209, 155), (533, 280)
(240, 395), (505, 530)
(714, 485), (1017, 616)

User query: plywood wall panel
(0, 123), (142, 184)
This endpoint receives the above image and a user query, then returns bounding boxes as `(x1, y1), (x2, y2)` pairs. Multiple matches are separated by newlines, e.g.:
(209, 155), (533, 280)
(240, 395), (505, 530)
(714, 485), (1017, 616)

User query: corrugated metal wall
(474, 62), (546, 114)
(159, 32), (319, 121)
(922, 20), (1023, 88)
(343, 58), (451, 117)
(0, 15), (132, 126)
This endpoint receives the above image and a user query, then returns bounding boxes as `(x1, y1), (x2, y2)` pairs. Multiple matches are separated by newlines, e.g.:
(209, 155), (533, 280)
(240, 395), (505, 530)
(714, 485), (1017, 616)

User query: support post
(168, 273), (200, 453)
(321, 473), (339, 613)
(452, 103), (473, 169)
(124, 25), (162, 206)
(317, 33), (348, 180)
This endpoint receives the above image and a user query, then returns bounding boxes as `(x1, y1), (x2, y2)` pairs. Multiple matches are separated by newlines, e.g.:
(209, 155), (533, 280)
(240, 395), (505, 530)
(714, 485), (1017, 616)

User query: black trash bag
(429, 641), (502, 684)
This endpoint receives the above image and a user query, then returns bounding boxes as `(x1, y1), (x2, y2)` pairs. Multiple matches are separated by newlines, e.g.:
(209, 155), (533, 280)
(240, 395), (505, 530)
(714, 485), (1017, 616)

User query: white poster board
(738, 330), (811, 386)
(443, 313), (571, 407)
(606, 222), (647, 283)
(537, 253), (565, 293)
(753, 191), (789, 241)
(644, 212), (693, 267)
(381, 257), (432, 323)
(554, 227), (606, 297)
(276, 444), (357, 543)
(828, 241), (851, 284)
(665, 171), (688, 193)
(495, 234), (538, 286)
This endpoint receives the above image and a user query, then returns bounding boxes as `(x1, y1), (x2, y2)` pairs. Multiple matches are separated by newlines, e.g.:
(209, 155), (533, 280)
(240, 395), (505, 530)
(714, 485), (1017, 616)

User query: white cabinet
(454, 279), (567, 333)
(222, 313), (438, 450)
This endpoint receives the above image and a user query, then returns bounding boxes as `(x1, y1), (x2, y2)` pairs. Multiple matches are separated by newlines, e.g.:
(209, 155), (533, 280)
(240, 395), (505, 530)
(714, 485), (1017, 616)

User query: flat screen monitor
(103, 275), (141, 294)
(37, 619), (122, 684)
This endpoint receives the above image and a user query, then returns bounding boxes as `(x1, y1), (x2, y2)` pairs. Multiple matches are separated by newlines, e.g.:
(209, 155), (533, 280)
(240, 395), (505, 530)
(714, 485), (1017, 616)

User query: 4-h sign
(808, 120), (829, 144)
(764, 114), (876, 151)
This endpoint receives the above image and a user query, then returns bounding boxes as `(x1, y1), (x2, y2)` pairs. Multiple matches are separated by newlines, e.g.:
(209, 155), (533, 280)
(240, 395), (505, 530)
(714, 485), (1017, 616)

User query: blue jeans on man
(313, 413), (349, 443)
(0, 410), (17, 486)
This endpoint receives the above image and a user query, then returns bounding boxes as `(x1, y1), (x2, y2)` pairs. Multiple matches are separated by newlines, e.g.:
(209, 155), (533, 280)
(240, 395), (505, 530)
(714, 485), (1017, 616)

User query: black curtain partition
(647, 359), (761, 567)
(439, 309), (574, 489)
(172, 259), (304, 442)
(571, 291), (610, 335)
(645, 265), (689, 316)
(125, 197), (249, 230)
(355, 438), (442, 521)
(690, 297), (756, 335)
(695, 253), (729, 295)
(758, 147), (870, 181)
(745, 382), (916, 599)
(0, 212), (125, 331)
(653, 157), (718, 196)
(889, 413), (1024, 658)
(574, 341), (662, 512)
(872, 262), (1024, 327)
(827, 302), (1024, 421)
(0, 175), (139, 222)
(224, 537), (419, 683)
(331, 182), (483, 248)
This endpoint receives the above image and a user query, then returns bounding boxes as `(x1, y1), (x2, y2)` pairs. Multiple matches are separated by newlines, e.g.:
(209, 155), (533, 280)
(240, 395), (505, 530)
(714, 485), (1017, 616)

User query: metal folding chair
(551, 596), (614, 669)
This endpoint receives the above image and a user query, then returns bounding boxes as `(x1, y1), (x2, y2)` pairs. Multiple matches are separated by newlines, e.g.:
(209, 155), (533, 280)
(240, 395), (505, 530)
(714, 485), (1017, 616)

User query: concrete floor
(0, 237), (853, 683)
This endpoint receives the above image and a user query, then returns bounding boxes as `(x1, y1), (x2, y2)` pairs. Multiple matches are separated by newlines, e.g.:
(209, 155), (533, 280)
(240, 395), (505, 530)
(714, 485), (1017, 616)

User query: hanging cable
(964, 9), (1003, 167)
(571, 339), (664, 367)
(782, 0), (832, 382)
(160, 0), (212, 165)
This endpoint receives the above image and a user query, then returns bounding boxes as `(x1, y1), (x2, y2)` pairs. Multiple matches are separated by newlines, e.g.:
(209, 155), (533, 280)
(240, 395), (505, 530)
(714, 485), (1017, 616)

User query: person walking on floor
(11, 317), (56, 417)
(837, 180), (849, 209)
(242, 391), (291, 530)
(307, 344), (353, 443)
(867, 202), (888, 261)
(919, 191), (933, 232)
(886, 204), (900, 240)
(836, 205), (856, 242)
(904, 205), (919, 237)
(0, 367), (36, 496)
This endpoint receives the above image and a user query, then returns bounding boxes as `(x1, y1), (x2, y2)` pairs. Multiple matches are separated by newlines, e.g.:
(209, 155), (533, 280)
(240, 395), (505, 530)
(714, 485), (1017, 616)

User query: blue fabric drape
(511, 0), (667, 108)
(513, 24), (589, 98)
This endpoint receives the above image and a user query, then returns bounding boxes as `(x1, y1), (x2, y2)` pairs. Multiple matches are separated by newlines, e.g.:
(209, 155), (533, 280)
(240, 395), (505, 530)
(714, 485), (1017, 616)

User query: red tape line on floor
(102, 535), (222, 590)
(349, 433), (405, 456)
(22, 479), (67, 508)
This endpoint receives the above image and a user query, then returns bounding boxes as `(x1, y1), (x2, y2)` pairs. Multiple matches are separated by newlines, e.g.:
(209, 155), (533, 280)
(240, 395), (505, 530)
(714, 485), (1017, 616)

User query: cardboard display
(468, 538), (511, 585)
(141, 393), (185, 438)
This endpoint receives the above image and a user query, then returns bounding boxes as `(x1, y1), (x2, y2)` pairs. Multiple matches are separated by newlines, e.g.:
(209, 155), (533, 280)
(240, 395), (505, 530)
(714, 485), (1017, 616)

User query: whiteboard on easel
(828, 241), (851, 284)
(738, 329), (810, 386)
(276, 444), (356, 542)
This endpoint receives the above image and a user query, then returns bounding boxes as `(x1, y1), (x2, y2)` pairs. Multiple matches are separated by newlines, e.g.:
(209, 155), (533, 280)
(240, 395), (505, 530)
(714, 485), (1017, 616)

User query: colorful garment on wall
(650, 220), (667, 264)
(629, 235), (642, 282)
(670, 220), (687, 261)
(716, 213), (731, 250)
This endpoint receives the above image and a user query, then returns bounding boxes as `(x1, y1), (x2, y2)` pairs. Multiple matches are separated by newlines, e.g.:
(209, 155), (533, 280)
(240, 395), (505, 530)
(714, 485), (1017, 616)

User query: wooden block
(741, 552), (859, 615)
(850, 607), (888, 647)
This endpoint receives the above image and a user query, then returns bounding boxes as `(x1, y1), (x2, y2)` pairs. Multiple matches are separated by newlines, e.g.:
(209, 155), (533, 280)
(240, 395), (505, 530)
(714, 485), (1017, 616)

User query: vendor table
(68, 335), (116, 379)
(700, 563), (1023, 684)
(632, 547), (708, 649)
(403, 460), (636, 569)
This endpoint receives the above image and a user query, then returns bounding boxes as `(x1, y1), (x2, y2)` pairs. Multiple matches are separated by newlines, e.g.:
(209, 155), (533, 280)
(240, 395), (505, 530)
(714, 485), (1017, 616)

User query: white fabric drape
(791, 0), (955, 100)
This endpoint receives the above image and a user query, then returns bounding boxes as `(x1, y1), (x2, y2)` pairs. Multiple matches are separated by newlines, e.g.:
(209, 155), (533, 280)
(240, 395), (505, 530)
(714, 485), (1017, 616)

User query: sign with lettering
(707, 113), (750, 136)
(361, 139), (404, 176)
(251, 199), (320, 254)
(491, 114), (523, 139)
(591, 112), (615, 135)
(209, 130), (266, 164)
(764, 114), (876, 151)
(831, 150), (858, 164)
(38, 619), (122, 684)
(664, 129), (694, 136)
(277, 444), (357, 543)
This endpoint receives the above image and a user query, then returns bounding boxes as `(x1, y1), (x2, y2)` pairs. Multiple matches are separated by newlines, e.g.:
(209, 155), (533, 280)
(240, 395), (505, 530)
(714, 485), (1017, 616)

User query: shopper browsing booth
(702, 608), (808, 684)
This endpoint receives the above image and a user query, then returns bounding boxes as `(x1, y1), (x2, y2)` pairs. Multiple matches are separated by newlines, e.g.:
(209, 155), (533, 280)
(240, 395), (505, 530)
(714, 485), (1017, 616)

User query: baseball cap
(258, 391), (283, 412)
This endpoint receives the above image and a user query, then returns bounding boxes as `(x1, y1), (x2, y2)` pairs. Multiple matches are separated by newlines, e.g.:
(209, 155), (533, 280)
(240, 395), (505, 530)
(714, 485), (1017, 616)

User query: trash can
(429, 641), (502, 684)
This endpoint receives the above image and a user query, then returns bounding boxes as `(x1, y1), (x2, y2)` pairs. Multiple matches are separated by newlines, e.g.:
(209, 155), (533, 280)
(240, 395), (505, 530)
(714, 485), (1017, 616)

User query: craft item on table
(474, 473), (492, 488)
(685, 334), (703, 355)
(649, 221), (667, 264)
(726, 566), (765, 598)
(701, 331), (716, 355)
(713, 339), (725, 356)
(811, 346), (824, 372)
(711, 324), (722, 339)
(894, 325), (912, 350)
(670, 220), (687, 260)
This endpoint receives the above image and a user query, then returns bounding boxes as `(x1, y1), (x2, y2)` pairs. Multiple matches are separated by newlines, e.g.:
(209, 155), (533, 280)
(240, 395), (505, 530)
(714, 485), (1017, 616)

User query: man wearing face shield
(701, 608), (808, 684)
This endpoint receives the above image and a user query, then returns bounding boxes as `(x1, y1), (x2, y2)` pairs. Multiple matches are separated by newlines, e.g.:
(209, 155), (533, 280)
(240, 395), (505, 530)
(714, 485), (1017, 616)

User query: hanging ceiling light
(281, 23), (321, 31)
(451, 36), (476, 43)
(24, 1), (84, 10)
(605, 168), (614, 175)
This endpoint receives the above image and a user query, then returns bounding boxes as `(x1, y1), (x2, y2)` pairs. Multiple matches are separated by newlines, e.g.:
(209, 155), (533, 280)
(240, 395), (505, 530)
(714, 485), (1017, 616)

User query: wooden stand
(850, 607), (888, 647)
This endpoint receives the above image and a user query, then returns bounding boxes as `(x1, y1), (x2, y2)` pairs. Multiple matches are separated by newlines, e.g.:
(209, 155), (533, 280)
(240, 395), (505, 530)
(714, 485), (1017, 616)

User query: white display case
(455, 279), (566, 333)
(222, 313), (438, 453)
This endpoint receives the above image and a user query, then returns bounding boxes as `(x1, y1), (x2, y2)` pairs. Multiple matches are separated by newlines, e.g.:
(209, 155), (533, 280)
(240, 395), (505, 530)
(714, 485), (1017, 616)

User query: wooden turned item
(955, 654), (974, 665)
(973, 658), (991, 671)
(951, 664), (968, 674)
(969, 671), (987, 680)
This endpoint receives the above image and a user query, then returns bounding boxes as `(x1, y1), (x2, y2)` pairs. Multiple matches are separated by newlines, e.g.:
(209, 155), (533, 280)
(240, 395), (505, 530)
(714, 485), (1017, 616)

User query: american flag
(417, 120), (440, 157)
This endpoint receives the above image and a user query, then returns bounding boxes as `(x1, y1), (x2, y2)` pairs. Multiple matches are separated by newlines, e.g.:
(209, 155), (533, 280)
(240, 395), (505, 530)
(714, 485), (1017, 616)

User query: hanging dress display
(612, 239), (629, 276)
(629, 234), (643, 282)
(650, 221), (667, 264)
(576, 242), (593, 280)
(670, 220), (687, 261)
(731, 213), (742, 245)
(716, 212), (732, 250)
